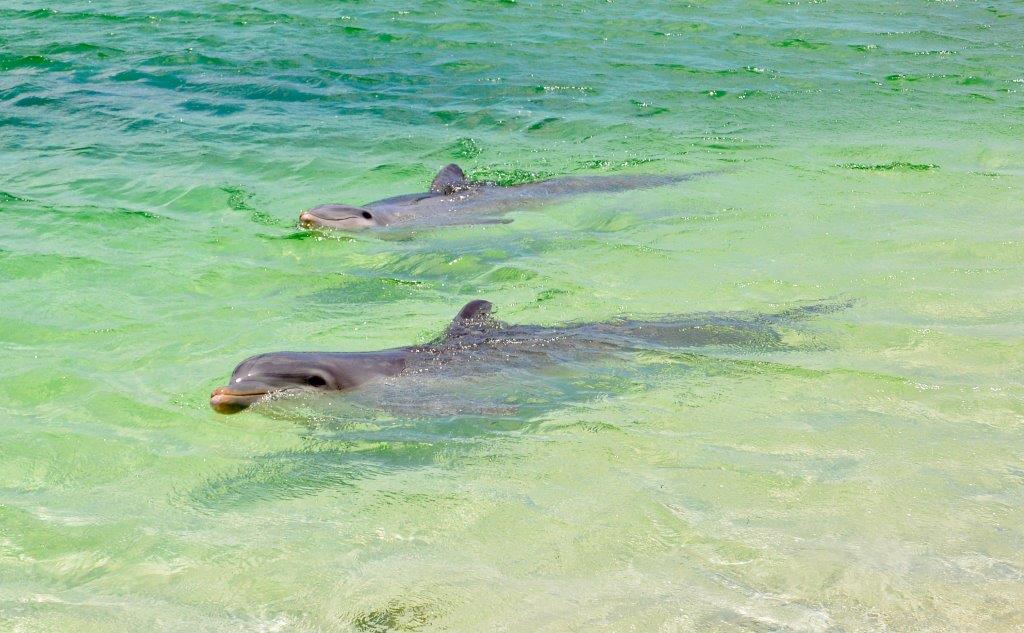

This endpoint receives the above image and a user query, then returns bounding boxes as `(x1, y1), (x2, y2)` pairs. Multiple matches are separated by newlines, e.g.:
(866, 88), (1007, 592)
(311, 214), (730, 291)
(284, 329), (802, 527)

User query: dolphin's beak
(210, 385), (268, 414)
(298, 205), (376, 230)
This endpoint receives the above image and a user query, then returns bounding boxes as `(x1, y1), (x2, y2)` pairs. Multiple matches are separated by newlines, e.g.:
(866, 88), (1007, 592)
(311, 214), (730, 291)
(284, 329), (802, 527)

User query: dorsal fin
(434, 300), (496, 345)
(453, 299), (492, 323)
(430, 163), (468, 194)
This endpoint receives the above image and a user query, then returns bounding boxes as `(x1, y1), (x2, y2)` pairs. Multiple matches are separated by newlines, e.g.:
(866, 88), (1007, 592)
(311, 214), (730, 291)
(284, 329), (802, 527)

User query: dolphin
(209, 299), (835, 414)
(298, 164), (709, 231)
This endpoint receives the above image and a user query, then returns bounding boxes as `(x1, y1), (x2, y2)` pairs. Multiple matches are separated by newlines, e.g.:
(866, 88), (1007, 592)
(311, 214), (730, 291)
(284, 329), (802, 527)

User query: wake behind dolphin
(210, 299), (842, 414)
(298, 164), (711, 231)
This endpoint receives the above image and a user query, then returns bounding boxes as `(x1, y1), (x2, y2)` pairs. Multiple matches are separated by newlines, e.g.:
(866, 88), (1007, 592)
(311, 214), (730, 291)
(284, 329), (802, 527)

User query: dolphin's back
(424, 301), (846, 362)
(508, 172), (706, 197)
(358, 171), (712, 226)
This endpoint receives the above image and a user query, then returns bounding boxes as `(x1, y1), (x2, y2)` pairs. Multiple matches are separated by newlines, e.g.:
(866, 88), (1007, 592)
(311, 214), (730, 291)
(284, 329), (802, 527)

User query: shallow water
(2, 1), (1023, 630)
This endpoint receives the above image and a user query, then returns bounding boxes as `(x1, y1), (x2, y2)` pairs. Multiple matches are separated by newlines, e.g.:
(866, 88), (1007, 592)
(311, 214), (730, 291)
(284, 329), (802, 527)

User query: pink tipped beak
(210, 386), (267, 414)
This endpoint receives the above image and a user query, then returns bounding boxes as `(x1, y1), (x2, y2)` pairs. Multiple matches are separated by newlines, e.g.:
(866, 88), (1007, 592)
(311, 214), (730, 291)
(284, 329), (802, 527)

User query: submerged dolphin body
(298, 164), (707, 231)
(210, 299), (831, 414)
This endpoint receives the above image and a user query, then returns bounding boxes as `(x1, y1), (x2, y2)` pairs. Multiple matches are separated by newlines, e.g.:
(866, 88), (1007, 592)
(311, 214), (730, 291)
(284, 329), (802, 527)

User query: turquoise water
(2, 1), (1024, 630)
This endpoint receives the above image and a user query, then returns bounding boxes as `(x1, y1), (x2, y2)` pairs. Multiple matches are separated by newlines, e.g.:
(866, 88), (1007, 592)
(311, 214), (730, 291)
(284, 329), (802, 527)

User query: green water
(2, 1), (1023, 630)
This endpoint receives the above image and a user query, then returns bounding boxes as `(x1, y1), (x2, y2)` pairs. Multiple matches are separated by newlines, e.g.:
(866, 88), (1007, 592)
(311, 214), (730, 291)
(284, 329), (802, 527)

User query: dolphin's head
(210, 351), (405, 414)
(299, 204), (383, 231)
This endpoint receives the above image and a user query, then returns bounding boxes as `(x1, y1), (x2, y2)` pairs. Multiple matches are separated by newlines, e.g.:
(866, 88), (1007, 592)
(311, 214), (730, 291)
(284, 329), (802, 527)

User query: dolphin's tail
(579, 299), (850, 351)
(762, 299), (854, 322)
(517, 170), (720, 197)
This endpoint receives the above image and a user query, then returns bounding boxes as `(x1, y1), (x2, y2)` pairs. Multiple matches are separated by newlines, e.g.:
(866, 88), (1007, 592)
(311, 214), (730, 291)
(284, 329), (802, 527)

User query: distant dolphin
(210, 299), (835, 414)
(298, 164), (710, 231)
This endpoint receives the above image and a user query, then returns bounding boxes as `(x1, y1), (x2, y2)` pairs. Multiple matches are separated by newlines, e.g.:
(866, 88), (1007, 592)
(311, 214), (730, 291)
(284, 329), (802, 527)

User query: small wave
(838, 161), (939, 171)
(0, 53), (69, 71)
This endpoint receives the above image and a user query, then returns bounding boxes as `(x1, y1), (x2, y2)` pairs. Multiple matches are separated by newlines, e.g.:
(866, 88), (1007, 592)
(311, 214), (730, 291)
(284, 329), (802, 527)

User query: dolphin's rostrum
(298, 164), (709, 231)
(210, 299), (834, 414)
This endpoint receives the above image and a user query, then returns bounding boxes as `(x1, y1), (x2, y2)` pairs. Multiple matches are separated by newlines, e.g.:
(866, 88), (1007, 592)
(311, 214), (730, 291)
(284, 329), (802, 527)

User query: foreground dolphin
(298, 164), (707, 231)
(210, 299), (833, 414)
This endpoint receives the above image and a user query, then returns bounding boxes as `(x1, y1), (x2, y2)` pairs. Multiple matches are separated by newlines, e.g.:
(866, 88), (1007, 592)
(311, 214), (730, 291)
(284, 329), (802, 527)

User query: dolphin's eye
(306, 375), (327, 387)
(361, 211), (373, 220)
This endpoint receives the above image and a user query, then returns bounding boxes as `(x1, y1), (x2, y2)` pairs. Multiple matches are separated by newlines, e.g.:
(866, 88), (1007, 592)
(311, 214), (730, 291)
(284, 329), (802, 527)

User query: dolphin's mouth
(299, 212), (359, 229)
(298, 204), (378, 230)
(210, 386), (269, 414)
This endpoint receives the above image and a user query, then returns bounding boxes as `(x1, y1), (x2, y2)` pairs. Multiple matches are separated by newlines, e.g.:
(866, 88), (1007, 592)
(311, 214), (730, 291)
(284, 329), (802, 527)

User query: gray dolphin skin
(298, 164), (708, 231)
(210, 299), (830, 414)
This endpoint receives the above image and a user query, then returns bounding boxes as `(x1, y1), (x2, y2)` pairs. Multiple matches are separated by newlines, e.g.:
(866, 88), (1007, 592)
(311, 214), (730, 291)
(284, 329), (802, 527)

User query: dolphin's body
(209, 299), (828, 414)
(298, 164), (707, 231)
